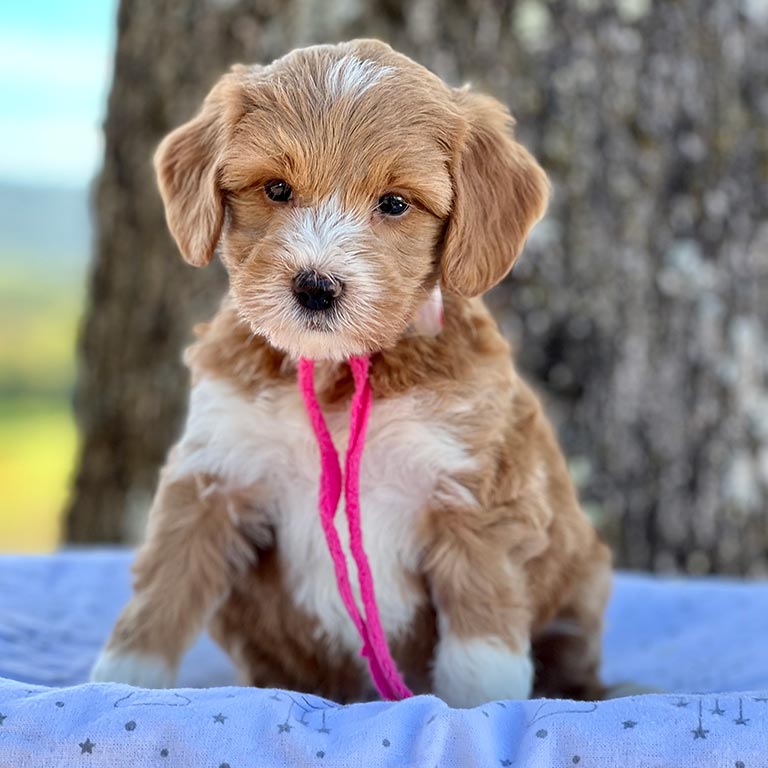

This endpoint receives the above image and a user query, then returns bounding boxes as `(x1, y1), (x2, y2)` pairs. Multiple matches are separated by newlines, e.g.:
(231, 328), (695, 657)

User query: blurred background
(0, 1), (766, 574)
(0, 1), (115, 551)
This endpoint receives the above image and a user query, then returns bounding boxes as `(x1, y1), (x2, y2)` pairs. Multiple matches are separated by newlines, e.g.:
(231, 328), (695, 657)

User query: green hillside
(0, 245), (86, 551)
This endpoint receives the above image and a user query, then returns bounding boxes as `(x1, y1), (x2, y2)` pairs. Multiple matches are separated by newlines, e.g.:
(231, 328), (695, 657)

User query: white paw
(433, 634), (533, 707)
(90, 650), (176, 688)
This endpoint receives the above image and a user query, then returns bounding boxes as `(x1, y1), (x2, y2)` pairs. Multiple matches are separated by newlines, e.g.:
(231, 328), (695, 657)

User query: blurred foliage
(0, 265), (80, 396)
(0, 260), (82, 551)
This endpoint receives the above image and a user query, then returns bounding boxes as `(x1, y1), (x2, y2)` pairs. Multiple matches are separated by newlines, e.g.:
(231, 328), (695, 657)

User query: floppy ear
(154, 72), (244, 267)
(441, 90), (550, 297)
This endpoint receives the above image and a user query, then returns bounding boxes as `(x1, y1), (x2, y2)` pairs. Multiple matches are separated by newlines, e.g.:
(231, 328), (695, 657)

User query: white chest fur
(171, 376), (476, 656)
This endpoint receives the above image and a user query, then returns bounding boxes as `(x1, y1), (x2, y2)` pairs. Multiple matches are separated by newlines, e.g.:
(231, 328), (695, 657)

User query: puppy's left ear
(441, 90), (550, 297)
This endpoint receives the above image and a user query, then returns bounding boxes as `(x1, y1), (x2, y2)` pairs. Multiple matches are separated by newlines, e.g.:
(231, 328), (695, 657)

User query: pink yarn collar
(297, 356), (413, 701)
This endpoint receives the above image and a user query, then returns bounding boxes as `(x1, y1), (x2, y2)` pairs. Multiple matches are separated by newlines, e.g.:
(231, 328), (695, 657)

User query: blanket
(1, 550), (767, 765)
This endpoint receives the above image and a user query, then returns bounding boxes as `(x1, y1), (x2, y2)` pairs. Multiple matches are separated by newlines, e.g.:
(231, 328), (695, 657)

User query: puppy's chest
(177, 376), (475, 647)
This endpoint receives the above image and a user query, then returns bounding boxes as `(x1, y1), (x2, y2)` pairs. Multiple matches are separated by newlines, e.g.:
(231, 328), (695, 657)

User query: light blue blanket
(1, 550), (767, 765)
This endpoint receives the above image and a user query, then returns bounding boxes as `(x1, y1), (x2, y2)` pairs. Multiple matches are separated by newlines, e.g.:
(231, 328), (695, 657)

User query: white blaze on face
(241, 194), (383, 359)
(325, 55), (394, 99)
(278, 196), (374, 288)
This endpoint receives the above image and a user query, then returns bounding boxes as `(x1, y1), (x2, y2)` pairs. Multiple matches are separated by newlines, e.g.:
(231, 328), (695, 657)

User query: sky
(0, 1), (116, 189)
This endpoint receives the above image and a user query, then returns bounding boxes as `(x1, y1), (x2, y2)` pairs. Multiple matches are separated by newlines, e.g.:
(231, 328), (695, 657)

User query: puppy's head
(155, 40), (548, 360)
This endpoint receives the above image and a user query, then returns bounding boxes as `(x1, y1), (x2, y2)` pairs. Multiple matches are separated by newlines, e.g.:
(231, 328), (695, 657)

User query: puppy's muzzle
(292, 271), (344, 312)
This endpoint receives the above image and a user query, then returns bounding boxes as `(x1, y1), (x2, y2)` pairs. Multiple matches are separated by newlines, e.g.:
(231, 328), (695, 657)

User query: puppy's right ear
(154, 70), (245, 267)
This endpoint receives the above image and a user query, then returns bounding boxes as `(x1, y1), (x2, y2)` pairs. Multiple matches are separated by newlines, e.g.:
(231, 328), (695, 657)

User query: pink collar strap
(297, 356), (413, 701)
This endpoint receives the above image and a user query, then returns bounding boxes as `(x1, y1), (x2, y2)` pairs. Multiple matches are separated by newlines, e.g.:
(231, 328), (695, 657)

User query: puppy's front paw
(90, 649), (176, 688)
(433, 635), (533, 708)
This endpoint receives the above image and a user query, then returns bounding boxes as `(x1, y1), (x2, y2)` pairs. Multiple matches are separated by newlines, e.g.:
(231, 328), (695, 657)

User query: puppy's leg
(91, 470), (256, 687)
(423, 507), (535, 707)
(532, 538), (612, 700)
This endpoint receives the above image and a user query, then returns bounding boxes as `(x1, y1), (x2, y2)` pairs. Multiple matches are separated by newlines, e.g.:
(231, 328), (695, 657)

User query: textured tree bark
(66, 0), (768, 574)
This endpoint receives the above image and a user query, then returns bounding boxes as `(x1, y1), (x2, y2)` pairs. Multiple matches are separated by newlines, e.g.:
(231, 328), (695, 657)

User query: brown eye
(265, 179), (293, 202)
(377, 193), (409, 216)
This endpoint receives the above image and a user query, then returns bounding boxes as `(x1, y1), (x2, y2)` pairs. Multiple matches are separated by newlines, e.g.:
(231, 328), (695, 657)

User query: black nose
(292, 271), (343, 312)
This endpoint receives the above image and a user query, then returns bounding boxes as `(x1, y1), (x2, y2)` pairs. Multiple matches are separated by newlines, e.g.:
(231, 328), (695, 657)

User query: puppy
(91, 39), (611, 706)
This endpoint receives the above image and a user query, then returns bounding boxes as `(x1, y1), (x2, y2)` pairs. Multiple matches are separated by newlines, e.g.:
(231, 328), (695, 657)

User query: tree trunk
(66, 0), (768, 574)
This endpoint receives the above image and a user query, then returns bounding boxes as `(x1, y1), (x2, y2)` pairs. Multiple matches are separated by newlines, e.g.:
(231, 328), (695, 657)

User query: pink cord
(297, 356), (413, 701)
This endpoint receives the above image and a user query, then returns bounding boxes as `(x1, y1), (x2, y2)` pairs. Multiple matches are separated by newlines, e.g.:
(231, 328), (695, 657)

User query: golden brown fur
(94, 39), (611, 704)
